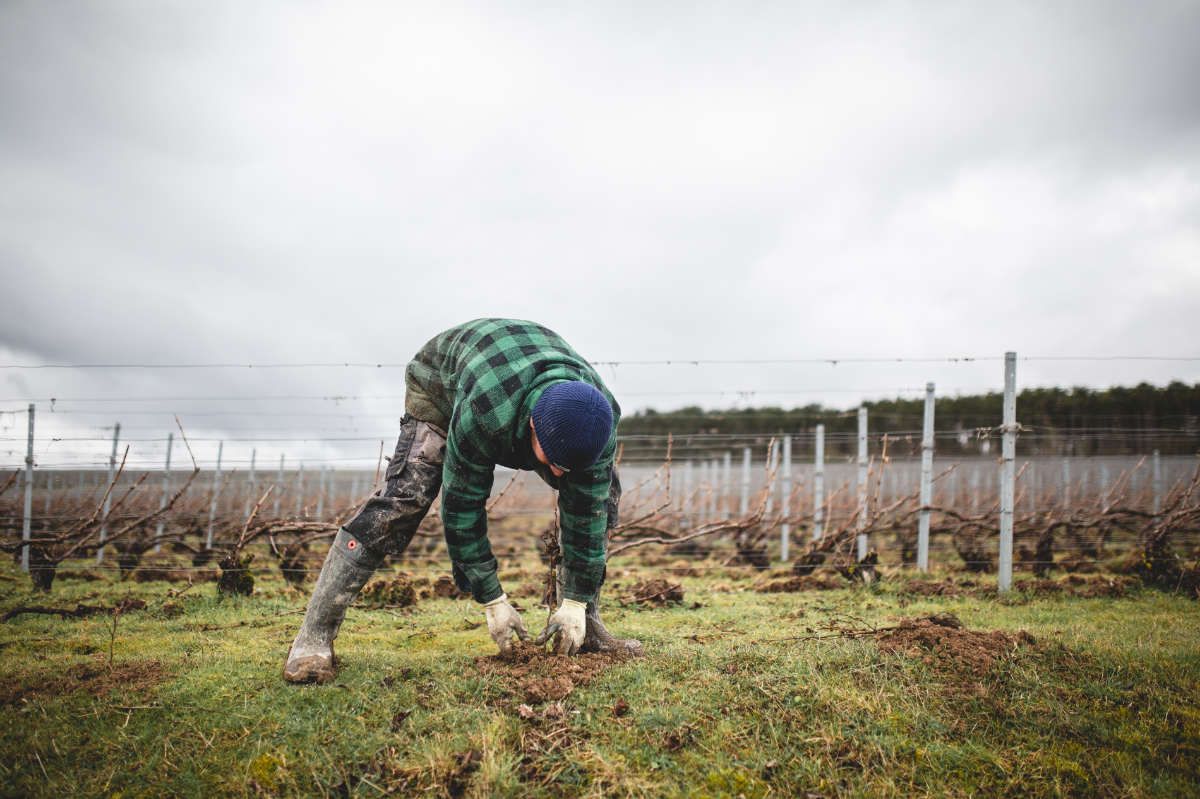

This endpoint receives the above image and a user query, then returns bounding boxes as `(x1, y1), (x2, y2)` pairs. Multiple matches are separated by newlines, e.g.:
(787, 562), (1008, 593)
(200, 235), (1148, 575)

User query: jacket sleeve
(557, 443), (615, 603)
(440, 418), (501, 603)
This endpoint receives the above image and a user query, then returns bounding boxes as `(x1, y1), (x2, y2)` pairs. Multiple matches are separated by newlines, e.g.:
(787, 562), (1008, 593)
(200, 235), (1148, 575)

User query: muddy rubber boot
(283, 529), (383, 684)
(581, 597), (645, 657)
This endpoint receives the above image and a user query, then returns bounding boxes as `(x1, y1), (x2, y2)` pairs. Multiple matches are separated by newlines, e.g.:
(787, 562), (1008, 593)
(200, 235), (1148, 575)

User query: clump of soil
(361, 573), (469, 608)
(475, 641), (629, 707)
(623, 578), (684, 607)
(0, 658), (166, 706)
(361, 575), (420, 608)
(1014, 573), (1139, 598)
(430, 574), (468, 600)
(897, 578), (966, 597)
(754, 572), (846, 593)
(875, 613), (1035, 676)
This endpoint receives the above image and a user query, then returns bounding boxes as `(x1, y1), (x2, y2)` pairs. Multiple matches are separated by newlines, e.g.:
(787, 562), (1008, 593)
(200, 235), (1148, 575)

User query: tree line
(616, 382), (1200, 459)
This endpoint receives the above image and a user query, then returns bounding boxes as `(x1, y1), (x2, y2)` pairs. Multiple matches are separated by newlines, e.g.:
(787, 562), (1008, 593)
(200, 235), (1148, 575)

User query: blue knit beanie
(531, 381), (613, 471)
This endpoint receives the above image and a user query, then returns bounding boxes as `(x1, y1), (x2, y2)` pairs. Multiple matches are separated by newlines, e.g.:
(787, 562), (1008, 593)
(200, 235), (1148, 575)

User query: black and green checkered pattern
(404, 319), (620, 603)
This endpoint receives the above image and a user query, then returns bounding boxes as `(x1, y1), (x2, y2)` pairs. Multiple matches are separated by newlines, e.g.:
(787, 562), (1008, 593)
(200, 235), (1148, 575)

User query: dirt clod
(754, 573), (846, 593)
(876, 614), (1035, 676)
(613, 697), (630, 717)
(624, 578), (684, 607)
(361, 576), (419, 608)
(431, 574), (468, 599)
(475, 641), (629, 708)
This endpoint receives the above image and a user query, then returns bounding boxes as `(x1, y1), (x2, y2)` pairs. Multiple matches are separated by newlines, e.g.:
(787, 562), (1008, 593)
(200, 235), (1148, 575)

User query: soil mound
(1014, 574), (1138, 598)
(897, 578), (966, 597)
(876, 613), (1035, 675)
(360, 573), (470, 608)
(474, 641), (629, 707)
(754, 572), (846, 593)
(623, 578), (684, 606)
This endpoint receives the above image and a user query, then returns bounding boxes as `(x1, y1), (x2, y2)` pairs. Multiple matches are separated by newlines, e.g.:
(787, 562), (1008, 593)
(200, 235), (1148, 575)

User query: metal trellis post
(155, 432), (173, 552)
(97, 422), (120, 564)
(780, 436), (792, 562)
(998, 351), (1017, 592)
(813, 424), (825, 541)
(206, 441), (223, 549)
(295, 462), (305, 517)
(275, 454), (285, 517)
(856, 407), (868, 561)
(21, 404), (34, 572)
(739, 447), (751, 516)
(1152, 449), (1162, 514)
(722, 451), (732, 517)
(918, 382), (935, 572)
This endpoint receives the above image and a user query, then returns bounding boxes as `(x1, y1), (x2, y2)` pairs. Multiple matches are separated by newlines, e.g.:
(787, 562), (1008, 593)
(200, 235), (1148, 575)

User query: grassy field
(0, 559), (1197, 798)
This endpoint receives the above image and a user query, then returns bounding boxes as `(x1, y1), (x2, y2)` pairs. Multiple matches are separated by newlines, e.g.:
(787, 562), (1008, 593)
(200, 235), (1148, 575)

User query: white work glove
(483, 594), (529, 653)
(534, 598), (587, 656)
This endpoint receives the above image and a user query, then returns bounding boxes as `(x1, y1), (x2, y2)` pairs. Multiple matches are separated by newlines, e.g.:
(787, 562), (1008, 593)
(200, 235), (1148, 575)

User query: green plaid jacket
(404, 319), (620, 604)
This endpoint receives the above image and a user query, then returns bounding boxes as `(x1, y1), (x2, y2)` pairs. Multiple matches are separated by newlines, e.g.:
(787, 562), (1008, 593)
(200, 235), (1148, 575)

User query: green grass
(0, 561), (1197, 798)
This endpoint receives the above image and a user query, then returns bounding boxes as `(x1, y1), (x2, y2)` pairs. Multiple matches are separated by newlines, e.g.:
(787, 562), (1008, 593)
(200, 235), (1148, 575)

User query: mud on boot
(283, 529), (382, 684)
(580, 599), (645, 657)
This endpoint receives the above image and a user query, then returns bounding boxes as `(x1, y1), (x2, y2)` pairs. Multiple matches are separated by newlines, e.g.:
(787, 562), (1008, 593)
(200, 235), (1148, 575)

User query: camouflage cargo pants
(342, 414), (620, 587)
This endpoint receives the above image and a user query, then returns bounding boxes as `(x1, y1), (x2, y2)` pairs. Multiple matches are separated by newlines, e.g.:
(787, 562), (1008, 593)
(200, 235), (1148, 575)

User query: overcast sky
(1, 1), (1198, 470)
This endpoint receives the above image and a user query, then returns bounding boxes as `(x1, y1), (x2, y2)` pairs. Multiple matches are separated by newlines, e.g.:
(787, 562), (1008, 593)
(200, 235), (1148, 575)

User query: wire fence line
(2, 352), (1198, 595)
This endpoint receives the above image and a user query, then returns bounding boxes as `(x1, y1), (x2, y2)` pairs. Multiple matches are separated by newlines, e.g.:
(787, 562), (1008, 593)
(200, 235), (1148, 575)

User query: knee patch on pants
(343, 416), (447, 555)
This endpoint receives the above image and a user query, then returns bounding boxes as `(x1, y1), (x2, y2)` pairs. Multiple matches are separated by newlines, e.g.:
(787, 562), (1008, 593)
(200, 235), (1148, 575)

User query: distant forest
(617, 382), (1200, 458)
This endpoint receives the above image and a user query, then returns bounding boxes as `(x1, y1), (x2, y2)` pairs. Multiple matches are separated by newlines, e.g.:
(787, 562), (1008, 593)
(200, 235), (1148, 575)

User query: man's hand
(534, 599), (587, 655)
(483, 594), (529, 653)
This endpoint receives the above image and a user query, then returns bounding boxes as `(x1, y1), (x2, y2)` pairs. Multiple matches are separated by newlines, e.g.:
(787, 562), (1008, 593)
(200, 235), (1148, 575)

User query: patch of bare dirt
(754, 572), (846, 593)
(622, 578), (684, 606)
(875, 613), (1035, 678)
(0, 658), (166, 706)
(132, 566), (218, 584)
(1014, 574), (1139, 598)
(897, 579), (966, 597)
(474, 641), (629, 707)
